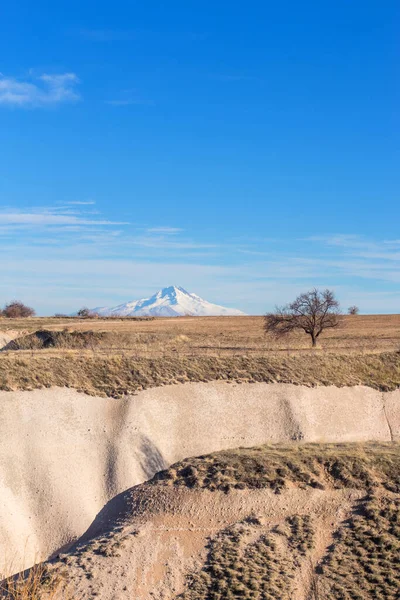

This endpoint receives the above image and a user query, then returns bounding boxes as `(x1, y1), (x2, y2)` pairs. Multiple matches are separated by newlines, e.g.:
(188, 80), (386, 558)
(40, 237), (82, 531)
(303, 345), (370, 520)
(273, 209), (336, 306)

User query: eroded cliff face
(0, 382), (399, 574)
(19, 443), (400, 600)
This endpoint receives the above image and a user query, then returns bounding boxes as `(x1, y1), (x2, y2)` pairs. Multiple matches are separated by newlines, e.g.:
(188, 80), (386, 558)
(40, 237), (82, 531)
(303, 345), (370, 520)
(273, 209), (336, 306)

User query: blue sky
(0, 1), (399, 315)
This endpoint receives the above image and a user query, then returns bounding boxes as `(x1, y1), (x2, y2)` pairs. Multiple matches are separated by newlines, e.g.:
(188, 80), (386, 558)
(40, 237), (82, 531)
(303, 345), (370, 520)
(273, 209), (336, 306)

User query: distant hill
(92, 285), (246, 317)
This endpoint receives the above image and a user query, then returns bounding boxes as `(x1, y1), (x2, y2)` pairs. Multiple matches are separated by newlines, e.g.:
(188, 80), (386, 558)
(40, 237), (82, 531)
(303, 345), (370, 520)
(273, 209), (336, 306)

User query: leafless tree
(77, 307), (94, 318)
(2, 301), (36, 318)
(264, 288), (341, 347)
(348, 305), (359, 315)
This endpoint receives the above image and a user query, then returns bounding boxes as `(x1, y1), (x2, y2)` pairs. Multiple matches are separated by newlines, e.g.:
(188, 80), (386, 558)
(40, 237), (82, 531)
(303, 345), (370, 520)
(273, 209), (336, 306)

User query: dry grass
(181, 515), (315, 600)
(0, 564), (62, 600)
(3, 330), (106, 351)
(154, 442), (400, 493)
(0, 352), (400, 397)
(319, 494), (400, 599)
(169, 443), (400, 600)
(1, 314), (400, 357)
(2, 316), (399, 398)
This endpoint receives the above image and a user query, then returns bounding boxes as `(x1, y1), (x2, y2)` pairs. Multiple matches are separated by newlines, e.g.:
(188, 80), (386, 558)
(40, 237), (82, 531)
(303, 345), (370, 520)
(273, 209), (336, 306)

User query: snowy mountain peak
(92, 286), (246, 317)
(156, 285), (187, 299)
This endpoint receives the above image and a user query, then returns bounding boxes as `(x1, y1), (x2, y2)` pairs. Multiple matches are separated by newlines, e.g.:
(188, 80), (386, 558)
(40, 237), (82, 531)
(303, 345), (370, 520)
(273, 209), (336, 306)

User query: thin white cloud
(304, 234), (367, 248)
(105, 97), (154, 107)
(64, 201), (96, 206)
(146, 227), (183, 234)
(0, 210), (398, 314)
(0, 210), (126, 226)
(2, 253), (397, 315)
(0, 72), (80, 108)
(305, 234), (400, 262)
(105, 99), (137, 106)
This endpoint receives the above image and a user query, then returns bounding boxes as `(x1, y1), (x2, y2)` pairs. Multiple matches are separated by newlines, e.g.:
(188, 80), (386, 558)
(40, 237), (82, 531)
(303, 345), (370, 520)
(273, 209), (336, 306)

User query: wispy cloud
(64, 201), (96, 206)
(0, 205), (398, 315)
(304, 234), (372, 249)
(305, 234), (400, 260)
(0, 207), (126, 227)
(0, 72), (80, 108)
(146, 227), (183, 234)
(105, 100), (137, 106)
(129, 236), (216, 251)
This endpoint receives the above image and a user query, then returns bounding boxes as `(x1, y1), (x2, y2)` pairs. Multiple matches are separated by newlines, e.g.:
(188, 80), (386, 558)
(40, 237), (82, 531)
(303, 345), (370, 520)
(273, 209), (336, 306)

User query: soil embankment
(43, 443), (400, 599)
(0, 382), (399, 574)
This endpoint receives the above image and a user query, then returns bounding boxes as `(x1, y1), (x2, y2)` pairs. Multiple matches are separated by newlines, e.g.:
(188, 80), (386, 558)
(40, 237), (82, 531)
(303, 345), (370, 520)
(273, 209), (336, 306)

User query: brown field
(1, 314), (399, 397)
(1, 314), (400, 358)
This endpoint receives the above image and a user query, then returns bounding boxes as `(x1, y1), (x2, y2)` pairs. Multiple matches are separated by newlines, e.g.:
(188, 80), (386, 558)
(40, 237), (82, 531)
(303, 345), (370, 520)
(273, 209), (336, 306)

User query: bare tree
(348, 305), (359, 315)
(2, 301), (36, 318)
(264, 288), (341, 347)
(77, 307), (94, 318)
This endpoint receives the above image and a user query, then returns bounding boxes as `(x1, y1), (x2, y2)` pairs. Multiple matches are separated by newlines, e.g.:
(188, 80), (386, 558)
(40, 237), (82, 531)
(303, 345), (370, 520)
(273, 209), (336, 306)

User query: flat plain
(1, 314), (400, 357)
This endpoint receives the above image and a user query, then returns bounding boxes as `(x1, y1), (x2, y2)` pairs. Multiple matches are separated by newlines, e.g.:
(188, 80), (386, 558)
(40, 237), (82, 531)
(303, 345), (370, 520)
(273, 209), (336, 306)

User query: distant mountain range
(92, 286), (246, 317)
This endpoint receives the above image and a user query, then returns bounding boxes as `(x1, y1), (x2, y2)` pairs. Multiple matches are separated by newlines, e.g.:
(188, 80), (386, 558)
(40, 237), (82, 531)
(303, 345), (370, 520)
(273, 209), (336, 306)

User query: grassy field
(1, 351), (400, 397)
(1, 314), (400, 357)
(1, 314), (399, 396)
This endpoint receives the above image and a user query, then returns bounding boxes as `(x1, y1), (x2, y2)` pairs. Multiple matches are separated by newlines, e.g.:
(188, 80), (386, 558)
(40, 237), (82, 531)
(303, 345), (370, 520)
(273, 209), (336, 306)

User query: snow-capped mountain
(92, 286), (246, 317)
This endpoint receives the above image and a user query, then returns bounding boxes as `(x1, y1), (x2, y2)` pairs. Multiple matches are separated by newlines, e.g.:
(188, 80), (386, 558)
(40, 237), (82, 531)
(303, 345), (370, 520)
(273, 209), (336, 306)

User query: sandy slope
(54, 485), (361, 600)
(0, 330), (21, 350)
(0, 382), (399, 574)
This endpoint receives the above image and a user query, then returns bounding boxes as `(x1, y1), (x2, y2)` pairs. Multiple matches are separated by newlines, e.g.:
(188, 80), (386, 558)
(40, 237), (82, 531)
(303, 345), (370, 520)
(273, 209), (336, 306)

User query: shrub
(2, 301), (35, 318)
(76, 307), (95, 318)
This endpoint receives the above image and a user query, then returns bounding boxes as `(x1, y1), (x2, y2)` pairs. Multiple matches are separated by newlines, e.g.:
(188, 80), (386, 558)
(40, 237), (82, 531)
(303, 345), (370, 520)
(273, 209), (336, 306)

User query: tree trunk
(311, 333), (317, 347)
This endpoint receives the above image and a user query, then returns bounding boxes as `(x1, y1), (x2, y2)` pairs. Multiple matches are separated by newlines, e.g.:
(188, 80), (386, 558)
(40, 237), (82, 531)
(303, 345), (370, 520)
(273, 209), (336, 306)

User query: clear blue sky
(0, 1), (399, 314)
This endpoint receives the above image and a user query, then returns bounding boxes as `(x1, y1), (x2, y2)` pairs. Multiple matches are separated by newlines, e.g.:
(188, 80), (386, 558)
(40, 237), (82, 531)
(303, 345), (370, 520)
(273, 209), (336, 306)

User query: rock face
(0, 382), (399, 575)
(91, 286), (246, 317)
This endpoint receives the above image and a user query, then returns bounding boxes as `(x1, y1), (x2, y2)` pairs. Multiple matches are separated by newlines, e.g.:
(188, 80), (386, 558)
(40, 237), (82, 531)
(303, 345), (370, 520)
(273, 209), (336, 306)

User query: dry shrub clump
(172, 444), (400, 600)
(3, 330), (106, 351)
(181, 515), (314, 600)
(0, 564), (62, 600)
(318, 494), (400, 599)
(0, 302), (35, 319)
(154, 443), (400, 494)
